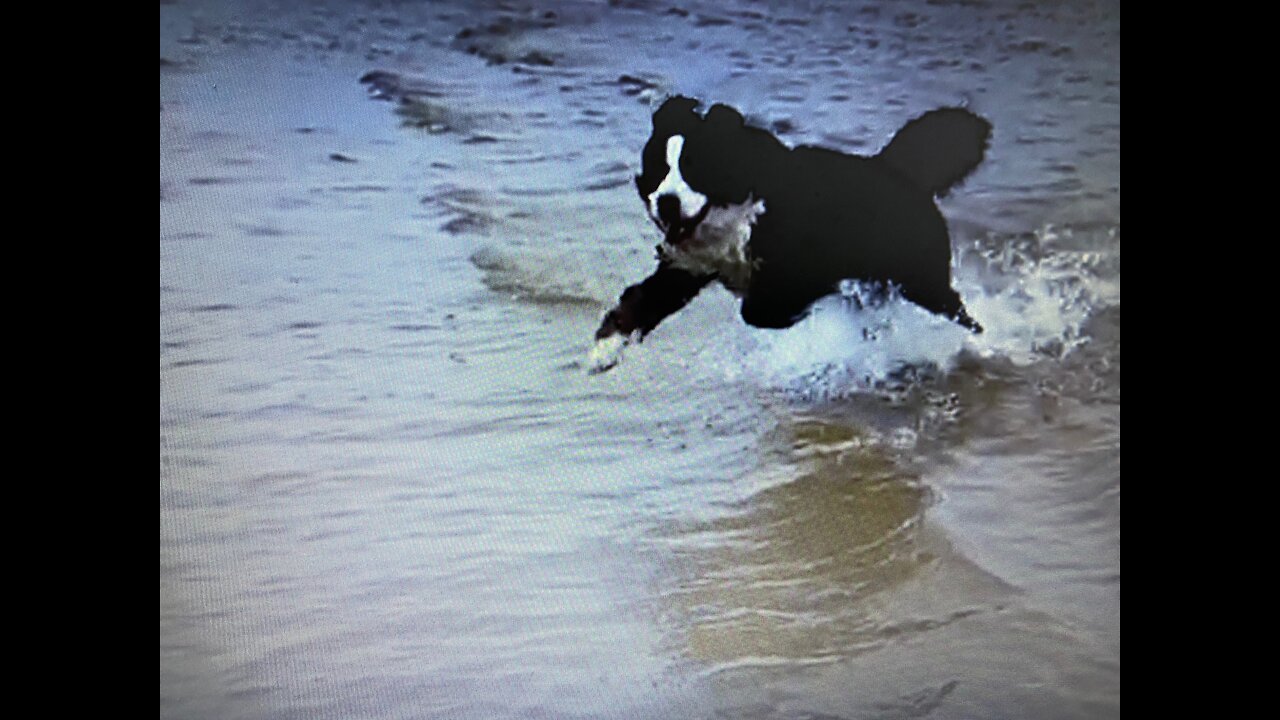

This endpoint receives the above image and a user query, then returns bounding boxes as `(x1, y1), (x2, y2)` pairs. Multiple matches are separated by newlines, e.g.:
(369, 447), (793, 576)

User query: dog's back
(741, 109), (990, 332)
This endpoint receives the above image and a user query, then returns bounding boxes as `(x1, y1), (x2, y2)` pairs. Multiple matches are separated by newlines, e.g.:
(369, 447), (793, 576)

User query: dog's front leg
(588, 262), (714, 373)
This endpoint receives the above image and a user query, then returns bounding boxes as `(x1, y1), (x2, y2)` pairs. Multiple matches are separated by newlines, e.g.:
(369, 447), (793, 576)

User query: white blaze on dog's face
(647, 135), (707, 227)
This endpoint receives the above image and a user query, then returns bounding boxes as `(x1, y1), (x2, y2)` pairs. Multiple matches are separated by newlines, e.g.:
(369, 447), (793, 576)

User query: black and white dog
(589, 96), (990, 373)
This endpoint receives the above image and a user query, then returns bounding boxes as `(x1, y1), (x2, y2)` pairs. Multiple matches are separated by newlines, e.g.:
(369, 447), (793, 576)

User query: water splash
(728, 223), (1119, 399)
(958, 223), (1118, 366)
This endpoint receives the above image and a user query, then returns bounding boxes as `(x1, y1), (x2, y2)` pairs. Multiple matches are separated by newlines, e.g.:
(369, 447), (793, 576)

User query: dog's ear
(705, 103), (745, 129)
(653, 96), (700, 127)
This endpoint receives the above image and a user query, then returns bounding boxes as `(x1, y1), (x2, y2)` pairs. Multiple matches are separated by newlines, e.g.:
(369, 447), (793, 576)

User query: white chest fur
(660, 198), (766, 294)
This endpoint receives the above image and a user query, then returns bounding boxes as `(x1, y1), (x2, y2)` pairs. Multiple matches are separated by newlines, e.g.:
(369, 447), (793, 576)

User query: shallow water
(160, 1), (1119, 718)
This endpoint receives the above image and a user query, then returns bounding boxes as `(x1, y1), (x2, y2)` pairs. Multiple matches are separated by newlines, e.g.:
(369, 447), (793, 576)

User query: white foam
(744, 283), (972, 395)
(709, 223), (1118, 398)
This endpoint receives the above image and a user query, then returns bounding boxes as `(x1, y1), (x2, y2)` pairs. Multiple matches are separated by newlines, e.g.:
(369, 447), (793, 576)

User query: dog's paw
(587, 333), (628, 374)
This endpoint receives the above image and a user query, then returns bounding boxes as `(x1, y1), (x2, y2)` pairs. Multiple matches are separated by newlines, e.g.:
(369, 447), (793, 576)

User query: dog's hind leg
(588, 263), (715, 372)
(951, 304), (983, 333)
(902, 284), (983, 333)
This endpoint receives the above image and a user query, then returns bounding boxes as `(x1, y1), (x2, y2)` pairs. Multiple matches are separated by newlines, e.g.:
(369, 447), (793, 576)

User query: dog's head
(635, 96), (785, 244)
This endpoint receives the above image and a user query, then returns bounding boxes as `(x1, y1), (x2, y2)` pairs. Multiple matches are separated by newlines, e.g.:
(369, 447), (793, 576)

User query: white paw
(587, 334), (628, 374)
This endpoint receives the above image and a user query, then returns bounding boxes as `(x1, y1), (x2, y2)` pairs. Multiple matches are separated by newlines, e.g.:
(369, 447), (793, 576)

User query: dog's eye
(676, 144), (708, 188)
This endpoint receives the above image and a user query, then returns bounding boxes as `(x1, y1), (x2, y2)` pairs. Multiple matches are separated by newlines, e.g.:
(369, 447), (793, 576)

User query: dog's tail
(877, 108), (991, 197)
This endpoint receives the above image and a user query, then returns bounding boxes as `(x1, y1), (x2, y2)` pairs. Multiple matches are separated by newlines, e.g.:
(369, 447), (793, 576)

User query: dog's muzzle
(655, 193), (682, 227)
(655, 193), (709, 244)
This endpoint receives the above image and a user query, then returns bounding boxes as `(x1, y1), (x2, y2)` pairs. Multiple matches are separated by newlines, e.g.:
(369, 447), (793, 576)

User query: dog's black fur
(592, 96), (990, 370)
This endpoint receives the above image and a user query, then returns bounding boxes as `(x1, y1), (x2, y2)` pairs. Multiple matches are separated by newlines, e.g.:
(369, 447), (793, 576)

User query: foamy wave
(959, 223), (1118, 364)
(736, 284), (974, 397)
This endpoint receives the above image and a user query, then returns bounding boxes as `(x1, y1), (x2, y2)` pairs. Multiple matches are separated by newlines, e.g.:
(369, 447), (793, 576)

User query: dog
(589, 96), (990, 373)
